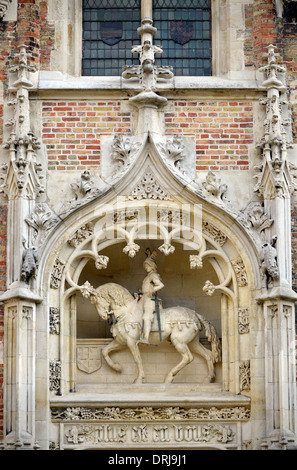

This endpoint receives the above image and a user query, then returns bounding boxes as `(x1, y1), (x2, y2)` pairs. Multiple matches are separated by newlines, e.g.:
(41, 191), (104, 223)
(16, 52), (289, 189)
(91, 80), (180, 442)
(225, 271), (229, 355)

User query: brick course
(165, 100), (254, 170)
(43, 101), (132, 170)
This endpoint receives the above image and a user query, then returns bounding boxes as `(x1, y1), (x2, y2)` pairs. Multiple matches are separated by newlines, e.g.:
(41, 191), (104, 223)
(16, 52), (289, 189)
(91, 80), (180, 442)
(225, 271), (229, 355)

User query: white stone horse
(81, 281), (221, 384)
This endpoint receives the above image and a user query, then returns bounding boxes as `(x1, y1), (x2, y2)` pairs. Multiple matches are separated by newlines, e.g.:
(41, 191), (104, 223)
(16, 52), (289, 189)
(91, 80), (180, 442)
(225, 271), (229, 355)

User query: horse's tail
(196, 313), (221, 363)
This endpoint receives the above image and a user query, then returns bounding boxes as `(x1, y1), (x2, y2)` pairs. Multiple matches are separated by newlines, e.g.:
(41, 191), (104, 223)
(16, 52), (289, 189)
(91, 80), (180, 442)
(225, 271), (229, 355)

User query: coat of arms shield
(77, 345), (102, 374)
(100, 21), (123, 45)
(170, 20), (194, 45)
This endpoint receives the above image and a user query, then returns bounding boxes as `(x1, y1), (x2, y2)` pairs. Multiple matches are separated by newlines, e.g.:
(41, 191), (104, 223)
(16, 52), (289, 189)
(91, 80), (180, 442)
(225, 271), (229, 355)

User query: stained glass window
(82, 0), (212, 77)
(153, 0), (211, 76)
(82, 0), (141, 76)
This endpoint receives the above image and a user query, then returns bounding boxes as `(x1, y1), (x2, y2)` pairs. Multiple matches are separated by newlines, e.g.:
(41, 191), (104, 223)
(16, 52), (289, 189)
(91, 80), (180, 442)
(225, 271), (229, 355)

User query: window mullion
(141, 0), (153, 19)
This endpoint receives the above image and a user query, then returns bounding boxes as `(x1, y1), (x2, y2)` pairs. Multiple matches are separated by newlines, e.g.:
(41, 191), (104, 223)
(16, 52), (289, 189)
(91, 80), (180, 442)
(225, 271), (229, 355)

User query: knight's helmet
(143, 248), (158, 273)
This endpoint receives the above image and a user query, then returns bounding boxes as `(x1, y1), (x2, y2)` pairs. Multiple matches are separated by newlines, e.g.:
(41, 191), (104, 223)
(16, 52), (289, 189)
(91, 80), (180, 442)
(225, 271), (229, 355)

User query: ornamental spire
(122, 17), (173, 91)
(122, 18), (173, 134)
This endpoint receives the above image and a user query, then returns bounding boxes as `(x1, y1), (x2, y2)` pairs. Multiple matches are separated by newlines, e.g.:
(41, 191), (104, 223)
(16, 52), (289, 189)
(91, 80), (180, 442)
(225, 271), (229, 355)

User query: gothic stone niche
(73, 241), (222, 386)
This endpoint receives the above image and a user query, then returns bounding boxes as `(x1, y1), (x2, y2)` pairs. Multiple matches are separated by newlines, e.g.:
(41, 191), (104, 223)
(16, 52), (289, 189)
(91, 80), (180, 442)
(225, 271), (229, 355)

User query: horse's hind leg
(189, 340), (215, 383)
(164, 340), (193, 384)
(102, 339), (124, 373)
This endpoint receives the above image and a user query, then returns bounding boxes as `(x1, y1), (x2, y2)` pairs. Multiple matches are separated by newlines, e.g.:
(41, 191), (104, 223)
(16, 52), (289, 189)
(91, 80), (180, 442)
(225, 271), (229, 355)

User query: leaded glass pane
(82, 0), (140, 76)
(153, 0), (211, 76)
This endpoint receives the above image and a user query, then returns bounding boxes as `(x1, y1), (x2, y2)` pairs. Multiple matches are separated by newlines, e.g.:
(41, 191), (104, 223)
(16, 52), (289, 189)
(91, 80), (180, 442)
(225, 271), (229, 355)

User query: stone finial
(122, 18), (173, 118)
(259, 44), (286, 90)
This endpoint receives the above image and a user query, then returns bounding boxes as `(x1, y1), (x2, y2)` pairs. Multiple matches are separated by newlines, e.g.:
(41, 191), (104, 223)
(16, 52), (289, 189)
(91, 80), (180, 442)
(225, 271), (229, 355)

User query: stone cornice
(31, 71), (262, 96)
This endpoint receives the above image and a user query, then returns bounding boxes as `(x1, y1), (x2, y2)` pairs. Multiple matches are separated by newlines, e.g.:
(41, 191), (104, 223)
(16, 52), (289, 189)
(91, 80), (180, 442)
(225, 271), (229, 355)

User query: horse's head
(80, 282), (110, 321)
(81, 282), (134, 322)
(92, 294), (110, 321)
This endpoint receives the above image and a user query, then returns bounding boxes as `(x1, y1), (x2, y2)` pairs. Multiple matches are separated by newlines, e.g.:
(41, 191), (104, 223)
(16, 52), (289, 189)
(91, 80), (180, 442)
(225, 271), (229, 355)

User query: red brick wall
(42, 101), (131, 170)
(165, 100), (254, 171)
(43, 99), (254, 172)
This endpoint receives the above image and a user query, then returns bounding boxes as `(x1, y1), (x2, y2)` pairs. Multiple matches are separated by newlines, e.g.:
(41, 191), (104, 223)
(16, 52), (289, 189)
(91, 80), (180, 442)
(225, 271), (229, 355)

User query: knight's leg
(102, 339), (124, 372)
(138, 319), (151, 344)
(164, 339), (193, 384)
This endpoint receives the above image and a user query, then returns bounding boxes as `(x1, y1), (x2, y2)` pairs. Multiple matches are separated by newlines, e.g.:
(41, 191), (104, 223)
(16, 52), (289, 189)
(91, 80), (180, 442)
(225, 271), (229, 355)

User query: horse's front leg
(102, 339), (124, 373)
(127, 337), (145, 384)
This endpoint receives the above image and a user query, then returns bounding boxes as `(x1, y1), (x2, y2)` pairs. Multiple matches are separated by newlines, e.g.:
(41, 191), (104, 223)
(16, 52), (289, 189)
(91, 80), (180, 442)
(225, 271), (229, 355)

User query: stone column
(0, 46), (44, 450)
(2, 300), (40, 449)
(255, 45), (297, 449)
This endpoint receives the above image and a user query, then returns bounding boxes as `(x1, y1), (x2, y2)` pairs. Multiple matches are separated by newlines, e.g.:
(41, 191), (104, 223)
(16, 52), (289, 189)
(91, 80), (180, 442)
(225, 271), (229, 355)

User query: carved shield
(77, 346), (102, 374)
(100, 22), (123, 45)
(170, 21), (193, 45)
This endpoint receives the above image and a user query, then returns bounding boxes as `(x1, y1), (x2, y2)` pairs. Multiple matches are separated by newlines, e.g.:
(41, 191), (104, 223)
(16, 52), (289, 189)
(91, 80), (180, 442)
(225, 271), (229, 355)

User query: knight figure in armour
(138, 248), (164, 344)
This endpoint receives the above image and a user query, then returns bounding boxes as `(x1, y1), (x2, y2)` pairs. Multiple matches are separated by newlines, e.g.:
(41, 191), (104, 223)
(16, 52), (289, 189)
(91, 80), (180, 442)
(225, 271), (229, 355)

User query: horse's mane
(96, 283), (133, 307)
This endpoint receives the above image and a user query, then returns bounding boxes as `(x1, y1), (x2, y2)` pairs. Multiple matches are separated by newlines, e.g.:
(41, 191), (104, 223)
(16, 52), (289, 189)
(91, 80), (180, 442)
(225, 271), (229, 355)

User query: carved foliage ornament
(238, 308), (249, 334)
(50, 258), (65, 289)
(202, 221), (227, 246)
(26, 203), (60, 248)
(240, 202), (273, 240)
(157, 135), (185, 171)
(49, 360), (61, 393)
(67, 222), (94, 248)
(51, 405), (250, 422)
(112, 134), (141, 172)
(240, 360), (251, 392)
(49, 308), (60, 335)
(202, 171), (228, 202)
(231, 257), (248, 287)
(128, 171), (172, 201)
(60, 170), (102, 216)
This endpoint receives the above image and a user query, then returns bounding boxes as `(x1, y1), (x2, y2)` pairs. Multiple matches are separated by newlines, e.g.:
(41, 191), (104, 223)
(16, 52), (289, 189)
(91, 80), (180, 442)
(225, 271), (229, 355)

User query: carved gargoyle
(261, 235), (279, 287)
(21, 239), (39, 284)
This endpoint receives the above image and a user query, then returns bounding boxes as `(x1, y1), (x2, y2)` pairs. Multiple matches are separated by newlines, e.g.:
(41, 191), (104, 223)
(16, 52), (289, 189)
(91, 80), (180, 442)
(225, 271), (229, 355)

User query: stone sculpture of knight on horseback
(80, 248), (221, 384)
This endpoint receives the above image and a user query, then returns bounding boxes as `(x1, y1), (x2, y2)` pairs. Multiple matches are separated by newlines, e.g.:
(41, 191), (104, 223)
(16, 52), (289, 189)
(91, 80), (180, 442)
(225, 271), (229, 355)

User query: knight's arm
(152, 275), (164, 292)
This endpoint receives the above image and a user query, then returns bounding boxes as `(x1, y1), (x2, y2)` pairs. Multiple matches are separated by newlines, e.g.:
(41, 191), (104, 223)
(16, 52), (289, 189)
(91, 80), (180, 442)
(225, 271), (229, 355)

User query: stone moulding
(51, 405), (251, 422)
